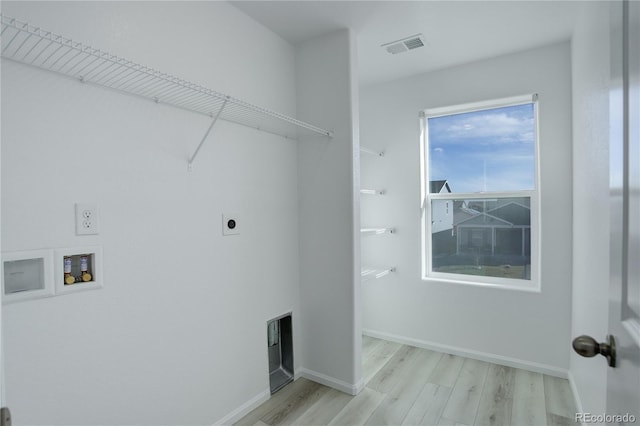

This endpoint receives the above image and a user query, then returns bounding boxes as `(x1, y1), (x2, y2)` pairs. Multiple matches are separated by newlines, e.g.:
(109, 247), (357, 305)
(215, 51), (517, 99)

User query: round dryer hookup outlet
(222, 214), (240, 236)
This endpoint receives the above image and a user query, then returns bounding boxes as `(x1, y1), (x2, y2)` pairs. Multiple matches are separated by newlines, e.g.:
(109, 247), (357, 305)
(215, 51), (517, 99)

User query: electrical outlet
(223, 214), (240, 236)
(75, 203), (99, 235)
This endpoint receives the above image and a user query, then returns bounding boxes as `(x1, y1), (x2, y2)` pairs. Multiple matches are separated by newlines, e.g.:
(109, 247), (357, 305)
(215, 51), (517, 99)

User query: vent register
(382, 34), (425, 55)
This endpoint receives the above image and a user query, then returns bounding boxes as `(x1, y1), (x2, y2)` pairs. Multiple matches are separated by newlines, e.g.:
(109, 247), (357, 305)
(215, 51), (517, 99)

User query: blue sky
(428, 103), (535, 193)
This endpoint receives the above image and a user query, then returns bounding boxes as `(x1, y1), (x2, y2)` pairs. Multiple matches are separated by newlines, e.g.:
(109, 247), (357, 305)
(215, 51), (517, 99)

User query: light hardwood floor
(235, 336), (577, 426)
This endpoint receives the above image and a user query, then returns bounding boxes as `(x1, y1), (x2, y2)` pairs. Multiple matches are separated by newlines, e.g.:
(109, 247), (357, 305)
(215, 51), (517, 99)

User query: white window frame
(419, 94), (541, 292)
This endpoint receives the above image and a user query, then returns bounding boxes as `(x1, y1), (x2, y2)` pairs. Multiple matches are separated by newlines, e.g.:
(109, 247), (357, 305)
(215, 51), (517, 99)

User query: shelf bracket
(188, 97), (229, 171)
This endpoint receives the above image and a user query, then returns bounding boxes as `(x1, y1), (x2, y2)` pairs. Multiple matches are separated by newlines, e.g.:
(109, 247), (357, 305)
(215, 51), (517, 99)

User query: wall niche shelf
(0, 14), (333, 170)
(361, 227), (395, 235)
(361, 267), (396, 282)
(360, 188), (385, 196)
(360, 146), (385, 157)
(360, 143), (394, 283)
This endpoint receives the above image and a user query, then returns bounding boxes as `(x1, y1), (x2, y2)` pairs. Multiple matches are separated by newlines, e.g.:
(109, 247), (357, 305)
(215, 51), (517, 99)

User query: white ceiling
(231, 1), (582, 87)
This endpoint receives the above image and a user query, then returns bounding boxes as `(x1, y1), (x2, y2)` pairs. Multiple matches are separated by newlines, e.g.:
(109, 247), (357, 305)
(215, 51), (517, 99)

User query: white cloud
(432, 112), (534, 145)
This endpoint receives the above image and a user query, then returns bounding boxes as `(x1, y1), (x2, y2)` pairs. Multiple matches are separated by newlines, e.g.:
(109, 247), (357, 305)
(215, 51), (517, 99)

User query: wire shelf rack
(1, 14), (333, 168)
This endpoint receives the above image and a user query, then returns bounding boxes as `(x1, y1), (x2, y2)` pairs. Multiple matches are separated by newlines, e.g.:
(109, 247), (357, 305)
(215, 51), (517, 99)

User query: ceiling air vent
(382, 34), (425, 55)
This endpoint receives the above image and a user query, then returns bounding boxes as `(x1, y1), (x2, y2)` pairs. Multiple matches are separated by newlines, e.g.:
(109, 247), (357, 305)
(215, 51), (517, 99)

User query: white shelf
(360, 188), (385, 196)
(0, 14), (333, 169)
(361, 267), (395, 282)
(360, 146), (385, 157)
(361, 227), (395, 235)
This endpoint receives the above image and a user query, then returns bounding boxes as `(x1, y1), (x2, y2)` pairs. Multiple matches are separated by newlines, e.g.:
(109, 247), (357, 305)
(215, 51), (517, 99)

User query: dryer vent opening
(267, 313), (293, 394)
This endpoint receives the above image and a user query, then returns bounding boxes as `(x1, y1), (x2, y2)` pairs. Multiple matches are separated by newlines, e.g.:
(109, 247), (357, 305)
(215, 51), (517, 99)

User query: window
(420, 95), (539, 290)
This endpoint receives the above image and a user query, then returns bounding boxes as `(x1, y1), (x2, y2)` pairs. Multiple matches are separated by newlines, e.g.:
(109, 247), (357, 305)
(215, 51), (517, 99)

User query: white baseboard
(363, 328), (569, 379)
(298, 367), (361, 395)
(213, 388), (270, 425)
(568, 370), (585, 425)
(215, 369), (363, 424)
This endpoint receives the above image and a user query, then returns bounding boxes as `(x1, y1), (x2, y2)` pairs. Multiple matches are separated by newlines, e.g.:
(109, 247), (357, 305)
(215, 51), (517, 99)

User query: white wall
(569, 1), (611, 415)
(1, 2), (301, 424)
(360, 43), (573, 373)
(296, 29), (362, 394)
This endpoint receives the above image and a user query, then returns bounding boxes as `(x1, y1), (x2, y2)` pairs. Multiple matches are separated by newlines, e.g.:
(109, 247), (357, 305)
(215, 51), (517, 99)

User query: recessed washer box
(55, 246), (103, 295)
(2, 249), (54, 304)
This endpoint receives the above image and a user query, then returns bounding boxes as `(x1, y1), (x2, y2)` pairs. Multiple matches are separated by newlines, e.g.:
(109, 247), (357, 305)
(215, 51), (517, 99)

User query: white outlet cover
(223, 214), (240, 236)
(75, 203), (99, 235)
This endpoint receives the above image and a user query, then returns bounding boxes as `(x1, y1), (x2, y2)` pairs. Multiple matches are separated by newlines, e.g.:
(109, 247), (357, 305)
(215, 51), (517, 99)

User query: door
(0, 291), (3, 421)
(608, 0), (640, 421)
(1, 161), (4, 418)
(0, 95), (4, 420)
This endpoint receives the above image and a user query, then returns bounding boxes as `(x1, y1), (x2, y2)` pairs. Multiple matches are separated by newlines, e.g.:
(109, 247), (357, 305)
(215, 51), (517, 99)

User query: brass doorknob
(572, 335), (616, 367)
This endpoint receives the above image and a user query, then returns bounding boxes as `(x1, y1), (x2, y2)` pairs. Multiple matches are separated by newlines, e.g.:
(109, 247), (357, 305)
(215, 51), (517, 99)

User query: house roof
(455, 212), (513, 227)
(430, 180), (451, 194)
(488, 202), (531, 226)
(455, 201), (531, 227)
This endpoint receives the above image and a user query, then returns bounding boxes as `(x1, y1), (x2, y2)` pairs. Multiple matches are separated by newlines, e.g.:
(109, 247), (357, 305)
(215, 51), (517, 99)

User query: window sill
(421, 275), (541, 293)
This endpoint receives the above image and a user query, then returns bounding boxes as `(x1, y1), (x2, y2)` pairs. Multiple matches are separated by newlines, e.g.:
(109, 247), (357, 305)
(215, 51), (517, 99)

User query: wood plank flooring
(235, 336), (576, 426)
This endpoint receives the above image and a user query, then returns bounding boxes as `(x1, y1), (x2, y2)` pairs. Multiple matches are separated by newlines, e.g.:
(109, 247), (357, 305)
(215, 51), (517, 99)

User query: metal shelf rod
(188, 98), (229, 171)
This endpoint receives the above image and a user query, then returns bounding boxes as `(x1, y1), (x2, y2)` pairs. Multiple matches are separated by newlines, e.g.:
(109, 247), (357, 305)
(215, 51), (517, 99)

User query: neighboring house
(430, 180), (453, 233)
(453, 201), (531, 256)
(452, 200), (477, 227)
